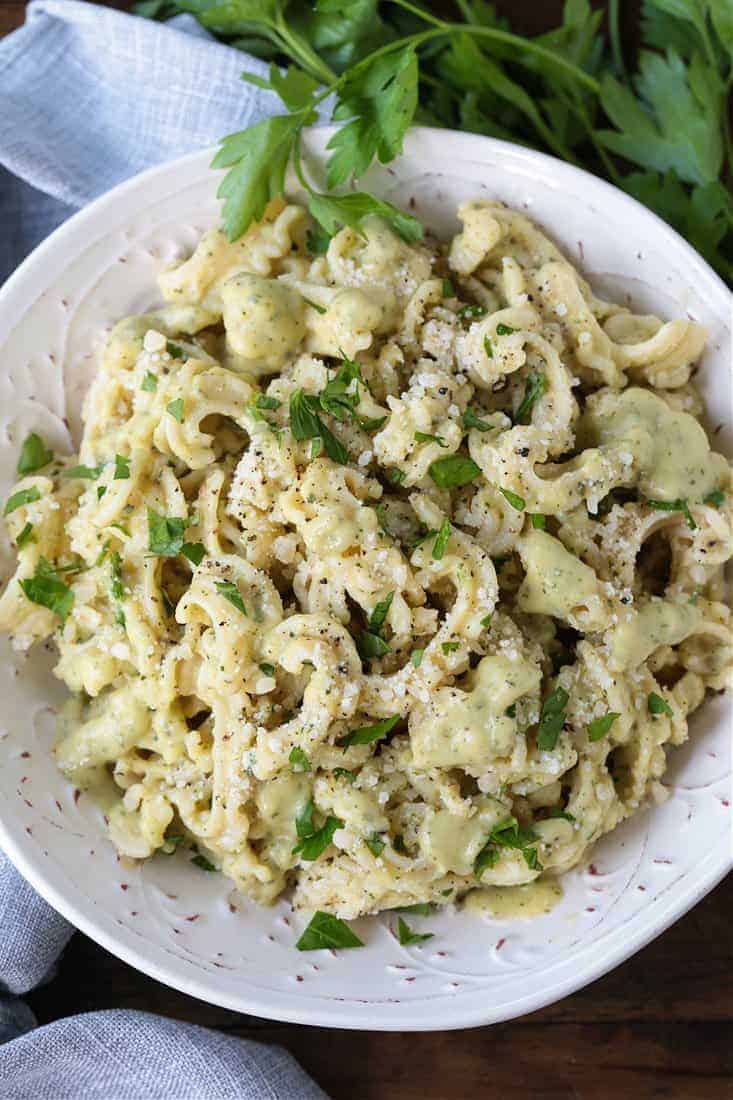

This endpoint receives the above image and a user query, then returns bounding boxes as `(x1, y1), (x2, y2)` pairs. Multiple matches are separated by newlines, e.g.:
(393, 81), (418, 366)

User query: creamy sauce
(464, 878), (563, 919)
(607, 597), (701, 671)
(518, 529), (607, 629)
(410, 652), (541, 768)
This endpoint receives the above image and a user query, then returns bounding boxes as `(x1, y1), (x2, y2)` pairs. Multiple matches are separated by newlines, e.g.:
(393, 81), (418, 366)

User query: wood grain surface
(2, 3), (732, 1098)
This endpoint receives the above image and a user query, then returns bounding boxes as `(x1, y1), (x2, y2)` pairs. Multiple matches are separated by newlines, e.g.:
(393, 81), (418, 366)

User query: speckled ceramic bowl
(0, 127), (730, 1030)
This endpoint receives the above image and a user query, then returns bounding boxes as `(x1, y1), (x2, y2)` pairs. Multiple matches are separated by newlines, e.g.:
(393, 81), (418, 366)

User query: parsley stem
(608, 0), (625, 81)
(387, 0), (447, 29)
(273, 17), (337, 85)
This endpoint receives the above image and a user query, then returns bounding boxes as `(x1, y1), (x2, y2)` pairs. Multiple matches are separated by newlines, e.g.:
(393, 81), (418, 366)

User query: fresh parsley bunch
(136, 0), (733, 283)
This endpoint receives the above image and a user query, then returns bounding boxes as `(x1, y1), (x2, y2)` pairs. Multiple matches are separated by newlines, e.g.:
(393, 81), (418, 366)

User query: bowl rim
(0, 124), (730, 1030)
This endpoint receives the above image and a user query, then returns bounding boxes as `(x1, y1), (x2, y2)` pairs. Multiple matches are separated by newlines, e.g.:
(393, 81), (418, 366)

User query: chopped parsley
(181, 542), (205, 566)
(500, 487), (525, 511)
(289, 388), (349, 465)
(536, 686), (569, 751)
(441, 641), (460, 654)
(303, 297), (327, 314)
(141, 371), (158, 392)
(368, 592), (394, 634)
(292, 800), (342, 861)
(166, 341), (185, 359)
(411, 648), (424, 668)
(333, 767), (356, 784)
(215, 579), (247, 615)
(357, 592), (393, 660)
(113, 454), (131, 480)
(65, 464), (103, 480)
(5, 486), (40, 515)
(414, 431), (446, 447)
(337, 714), (400, 749)
(17, 433), (53, 475)
(429, 455), (481, 489)
(515, 371), (546, 424)
(462, 407), (493, 432)
(110, 551), (125, 600)
(167, 397), (185, 423)
(396, 917), (433, 945)
(289, 746), (311, 772)
(648, 691), (673, 717)
(703, 489), (724, 507)
(496, 323), (517, 335)
(190, 853), (217, 872)
(530, 513), (546, 529)
(441, 277), (454, 298)
(306, 226), (331, 254)
(432, 517), (452, 561)
(147, 509), (187, 556)
(259, 662), (276, 677)
(15, 522), (34, 548)
(296, 911), (363, 951)
(456, 303), (487, 320)
(255, 394), (281, 411)
(365, 833), (386, 857)
(19, 557), (74, 623)
(475, 816), (541, 877)
(646, 498), (696, 530)
(588, 712), (620, 742)
(483, 335), (494, 358)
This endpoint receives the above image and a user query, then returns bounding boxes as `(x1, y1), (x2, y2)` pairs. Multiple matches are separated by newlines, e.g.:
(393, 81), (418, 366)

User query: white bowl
(0, 127), (730, 1030)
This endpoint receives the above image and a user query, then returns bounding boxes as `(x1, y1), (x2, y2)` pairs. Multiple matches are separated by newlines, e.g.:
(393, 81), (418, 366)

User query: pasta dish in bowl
(1, 193), (729, 939)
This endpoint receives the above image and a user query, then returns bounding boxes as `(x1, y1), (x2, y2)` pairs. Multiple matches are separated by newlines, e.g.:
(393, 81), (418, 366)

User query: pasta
(1, 197), (730, 922)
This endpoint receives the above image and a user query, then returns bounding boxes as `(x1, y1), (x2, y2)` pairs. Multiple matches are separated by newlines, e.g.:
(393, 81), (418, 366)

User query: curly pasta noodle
(1, 198), (730, 920)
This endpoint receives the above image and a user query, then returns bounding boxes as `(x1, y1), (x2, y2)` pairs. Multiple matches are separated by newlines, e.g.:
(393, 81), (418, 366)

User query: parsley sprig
(138, 1), (733, 282)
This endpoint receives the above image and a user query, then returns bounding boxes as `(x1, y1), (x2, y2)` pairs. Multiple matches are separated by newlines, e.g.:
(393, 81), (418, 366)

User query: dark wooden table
(3, 2), (732, 1096)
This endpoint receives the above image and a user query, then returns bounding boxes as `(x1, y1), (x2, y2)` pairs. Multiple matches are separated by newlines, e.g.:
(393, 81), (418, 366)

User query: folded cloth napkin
(0, 3), (329, 1096)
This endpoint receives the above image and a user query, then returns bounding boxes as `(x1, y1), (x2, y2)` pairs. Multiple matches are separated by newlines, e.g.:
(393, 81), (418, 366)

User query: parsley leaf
(17, 433), (53, 475)
(429, 455), (481, 489)
(147, 509), (186, 556)
(215, 579), (247, 615)
(368, 591), (394, 634)
(167, 398), (185, 423)
(462, 408), (493, 432)
(648, 690), (673, 717)
(64, 464), (102, 480)
(333, 767), (356, 784)
(475, 816), (541, 878)
(411, 648), (424, 668)
(15, 522), (34, 549)
(19, 558), (74, 622)
(113, 454), (131, 480)
(338, 714), (400, 748)
(536, 686), (569, 751)
(307, 190), (422, 244)
(365, 832), (386, 857)
(191, 853), (218, 872)
(289, 746), (311, 772)
(515, 372), (546, 424)
(293, 801), (342, 860)
(588, 711), (620, 742)
(306, 225), (332, 254)
(141, 371), (158, 392)
(396, 917), (433, 946)
(181, 542), (206, 566)
(357, 631), (390, 660)
(432, 517), (452, 561)
(326, 48), (419, 188)
(647, 497), (697, 530)
(704, 489), (725, 507)
(531, 513), (546, 529)
(496, 323), (517, 335)
(5, 486), (40, 515)
(213, 114), (306, 242)
(414, 431), (446, 447)
(500, 487), (526, 511)
(296, 911), (363, 951)
(290, 389), (350, 464)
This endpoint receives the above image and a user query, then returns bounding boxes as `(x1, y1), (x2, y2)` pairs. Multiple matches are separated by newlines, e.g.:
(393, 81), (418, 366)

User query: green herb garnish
(515, 372), (546, 425)
(15, 522), (34, 548)
(167, 397), (185, 423)
(462, 408), (493, 432)
(19, 558), (74, 622)
(289, 746), (311, 772)
(414, 431), (446, 447)
(647, 498), (697, 530)
(141, 371), (158, 392)
(147, 509), (186, 556)
(536, 686), (569, 751)
(500, 487), (525, 511)
(17, 433), (53, 475)
(181, 542), (205, 566)
(296, 911), (363, 951)
(338, 715), (400, 749)
(5, 486), (40, 515)
(429, 455), (481, 489)
(396, 917), (433, 946)
(432, 517), (452, 561)
(648, 691), (673, 717)
(113, 454), (131, 480)
(215, 579), (247, 615)
(293, 800), (342, 861)
(588, 712), (620, 742)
